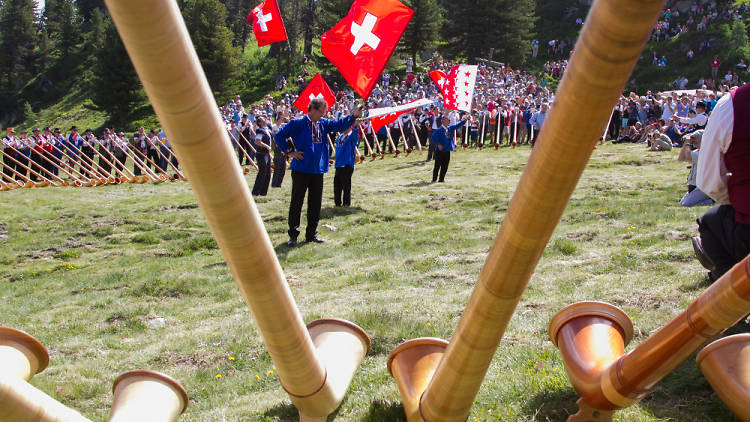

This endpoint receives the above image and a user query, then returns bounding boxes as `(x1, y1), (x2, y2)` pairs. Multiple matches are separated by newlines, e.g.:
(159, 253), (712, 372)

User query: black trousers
(334, 165), (354, 206)
(2, 150), (13, 179)
(432, 150), (450, 182)
(698, 205), (750, 278)
(272, 153), (286, 187)
(15, 154), (29, 179)
(288, 171), (324, 240)
(252, 153), (271, 196)
(426, 141), (436, 161)
(531, 129), (541, 147)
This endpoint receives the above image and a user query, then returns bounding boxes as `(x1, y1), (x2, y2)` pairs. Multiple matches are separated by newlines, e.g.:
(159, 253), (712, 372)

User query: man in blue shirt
(274, 98), (362, 246)
(430, 114), (468, 183)
(333, 126), (360, 207)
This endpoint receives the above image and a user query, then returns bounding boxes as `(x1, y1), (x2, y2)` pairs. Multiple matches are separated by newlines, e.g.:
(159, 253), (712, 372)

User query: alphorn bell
(388, 0), (668, 420)
(550, 256), (750, 421)
(104, 1), (371, 420)
(697, 334), (750, 421)
(0, 327), (91, 422)
(109, 370), (188, 422)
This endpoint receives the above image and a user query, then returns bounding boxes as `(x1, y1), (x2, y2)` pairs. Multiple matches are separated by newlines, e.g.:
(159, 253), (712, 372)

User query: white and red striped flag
(442, 65), (478, 113)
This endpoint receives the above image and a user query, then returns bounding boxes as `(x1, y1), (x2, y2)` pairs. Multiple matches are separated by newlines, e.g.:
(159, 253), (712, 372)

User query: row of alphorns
(0, 134), (188, 191)
(0, 326), (188, 422)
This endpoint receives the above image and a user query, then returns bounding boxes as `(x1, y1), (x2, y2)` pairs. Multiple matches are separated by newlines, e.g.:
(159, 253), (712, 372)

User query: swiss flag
(321, 0), (413, 99)
(293, 74), (336, 112)
(429, 70), (448, 95)
(247, 0), (288, 47)
(442, 64), (477, 113)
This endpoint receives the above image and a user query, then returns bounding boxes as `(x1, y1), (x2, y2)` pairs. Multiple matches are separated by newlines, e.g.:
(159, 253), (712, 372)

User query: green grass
(0, 143), (739, 421)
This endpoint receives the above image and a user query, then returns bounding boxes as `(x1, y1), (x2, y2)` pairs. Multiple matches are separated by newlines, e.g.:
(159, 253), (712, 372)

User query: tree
(57, 0), (81, 56)
(76, 0), (105, 23)
(182, 0), (242, 99)
(400, 0), (442, 65)
(724, 20), (750, 66)
(442, 0), (536, 66)
(92, 19), (144, 124)
(316, 0), (349, 38)
(0, 0), (37, 117)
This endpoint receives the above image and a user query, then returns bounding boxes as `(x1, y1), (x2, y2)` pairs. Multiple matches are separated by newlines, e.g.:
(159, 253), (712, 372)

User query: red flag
(247, 0), (288, 47)
(321, 0), (413, 99)
(429, 70), (448, 95)
(293, 74), (337, 112)
(369, 99), (432, 133)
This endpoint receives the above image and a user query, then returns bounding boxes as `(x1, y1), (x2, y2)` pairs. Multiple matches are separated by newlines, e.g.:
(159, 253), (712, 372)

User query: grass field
(0, 143), (741, 421)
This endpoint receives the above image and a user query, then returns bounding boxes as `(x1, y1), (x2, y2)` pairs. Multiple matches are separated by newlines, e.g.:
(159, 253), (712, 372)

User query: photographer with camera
(677, 130), (714, 207)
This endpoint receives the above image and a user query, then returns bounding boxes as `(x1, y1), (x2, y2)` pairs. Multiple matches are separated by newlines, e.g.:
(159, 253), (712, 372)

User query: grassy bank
(0, 143), (739, 421)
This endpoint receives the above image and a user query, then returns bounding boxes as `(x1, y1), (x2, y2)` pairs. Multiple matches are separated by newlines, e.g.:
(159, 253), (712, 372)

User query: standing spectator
(431, 114), (467, 183)
(711, 56), (722, 80)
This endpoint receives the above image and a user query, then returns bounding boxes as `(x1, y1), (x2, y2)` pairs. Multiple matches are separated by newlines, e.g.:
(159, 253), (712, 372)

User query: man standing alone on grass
(274, 98), (362, 246)
(431, 114), (468, 183)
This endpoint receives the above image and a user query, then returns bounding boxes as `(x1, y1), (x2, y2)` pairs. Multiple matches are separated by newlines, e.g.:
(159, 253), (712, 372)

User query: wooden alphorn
(227, 129), (259, 172)
(60, 140), (111, 184)
(0, 146), (59, 187)
(144, 137), (186, 181)
(398, 118), (411, 155)
(132, 143), (173, 182)
(389, 0), (669, 420)
(48, 143), (98, 186)
(697, 334), (750, 421)
(0, 327), (91, 422)
(358, 124), (376, 160)
(0, 151), (43, 188)
(408, 115), (424, 152)
(109, 370), (188, 422)
(109, 142), (149, 184)
(36, 150), (85, 187)
(104, 1), (371, 420)
(54, 142), (108, 184)
(0, 165), (27, 188)
(126, 145), (164, 183)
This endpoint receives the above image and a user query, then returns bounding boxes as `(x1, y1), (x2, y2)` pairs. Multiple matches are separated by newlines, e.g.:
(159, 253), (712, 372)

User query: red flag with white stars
(247, 0), (288, 47)
(442, 64), (477, 112)
(321, 0), (413, 99)
(293, 73), (336, 112)
(429, 70), (448, 95)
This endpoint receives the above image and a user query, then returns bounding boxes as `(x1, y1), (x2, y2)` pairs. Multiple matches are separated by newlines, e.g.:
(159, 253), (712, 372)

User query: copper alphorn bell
(47, 143), (99, 186)
(388, 0), (668, 420)
(104, 1), (370, 421)
(697, 333), (750, 421)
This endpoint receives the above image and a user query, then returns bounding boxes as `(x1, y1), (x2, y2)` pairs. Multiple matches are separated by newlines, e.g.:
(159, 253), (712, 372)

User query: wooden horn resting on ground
(0, 327), (90, 422)
(104, 1), (370, 420)
(109, 370), (188, 422)
(387, 0), (667, 420)
(550, 257), (750, 421)
(697, 334), (750, 421)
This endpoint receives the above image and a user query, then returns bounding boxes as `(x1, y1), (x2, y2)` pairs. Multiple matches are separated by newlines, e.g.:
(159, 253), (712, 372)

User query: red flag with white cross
(429, 70), (448, 95)
(442, 64), (478, 113)
(293, 73), (337, 112)
(247, 0), (288, 47)
(320, 0), (413, 99)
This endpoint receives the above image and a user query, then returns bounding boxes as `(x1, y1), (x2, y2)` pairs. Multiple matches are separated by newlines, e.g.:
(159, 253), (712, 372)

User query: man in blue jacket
(431, 113), (468, 183)
(333, 125), (360, 207)
(274, 98), (362, 246)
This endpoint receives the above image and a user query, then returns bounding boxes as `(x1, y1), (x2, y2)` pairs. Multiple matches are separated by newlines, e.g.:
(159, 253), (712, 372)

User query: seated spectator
(678, 130), (714, 207)
(648, 130), (672, 151)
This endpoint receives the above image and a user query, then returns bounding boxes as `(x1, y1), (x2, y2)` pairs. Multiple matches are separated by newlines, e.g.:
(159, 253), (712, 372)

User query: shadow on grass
(678, 274), (713, 292)
(519, 387), (579, 421)
(393, 160), (430, 171)
(320, 206), (365, 219)
(404, 180), (433, 188)
(261, 402), (343, 421)
(362, 399), (407, 422)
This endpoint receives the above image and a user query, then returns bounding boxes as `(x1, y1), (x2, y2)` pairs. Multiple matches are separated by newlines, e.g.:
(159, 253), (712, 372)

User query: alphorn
(60, 140), (112, 184)
(0, 326), (91, 422)
(550, 256), (750, 421)
(388, 0), (668, 420)
(368, 121), (385, 159)
(144, 137), (186, 181)
(54, 142), (108, 184)
(35, 150), (85, 187)
(126, 146), (164, 183)
(0, 163), (31, 188)
(385, 125), (400, 156)
(697, 334), (750, 421)
(0, 152), (45, 188)
(131, 144), (172, 182)
(1, 146), (61, 187)
(408, 115), (423, 152)
(98, 137), (138, 183)
(478, 112), (486, 149)
(398, 119), (411, 155)
(0, 327), (189, 422)
(47, 143), (99, 186)
(105, 139), (149, 184)
(227, 130), (259, 172)
(358, 124), (376, 161)
(79, 142), (120, 183)
(105, 2), (371, 421)
(87, 140), (128, 183)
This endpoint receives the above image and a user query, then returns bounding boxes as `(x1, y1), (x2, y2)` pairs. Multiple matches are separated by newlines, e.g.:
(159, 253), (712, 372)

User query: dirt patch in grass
(150, 351), (216, 369)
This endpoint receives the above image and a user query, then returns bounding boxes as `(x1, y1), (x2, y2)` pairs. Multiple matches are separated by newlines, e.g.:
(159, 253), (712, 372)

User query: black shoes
(692, 237), (715, 272)
(306, 236), (325, 243)
(287, 237), (298, 247)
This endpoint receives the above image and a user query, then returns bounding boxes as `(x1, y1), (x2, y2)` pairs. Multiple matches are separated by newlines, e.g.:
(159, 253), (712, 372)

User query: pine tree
(57, 0), (81, 55)
(400, 0), (442, 65)
(443, 0), (536, 66)
(76, 0), (105, 23)
(92, 18), (144, 124)
(0, 0), (37, 117)
(182, 0), (242, 99)
(316, 0), (349, 37)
